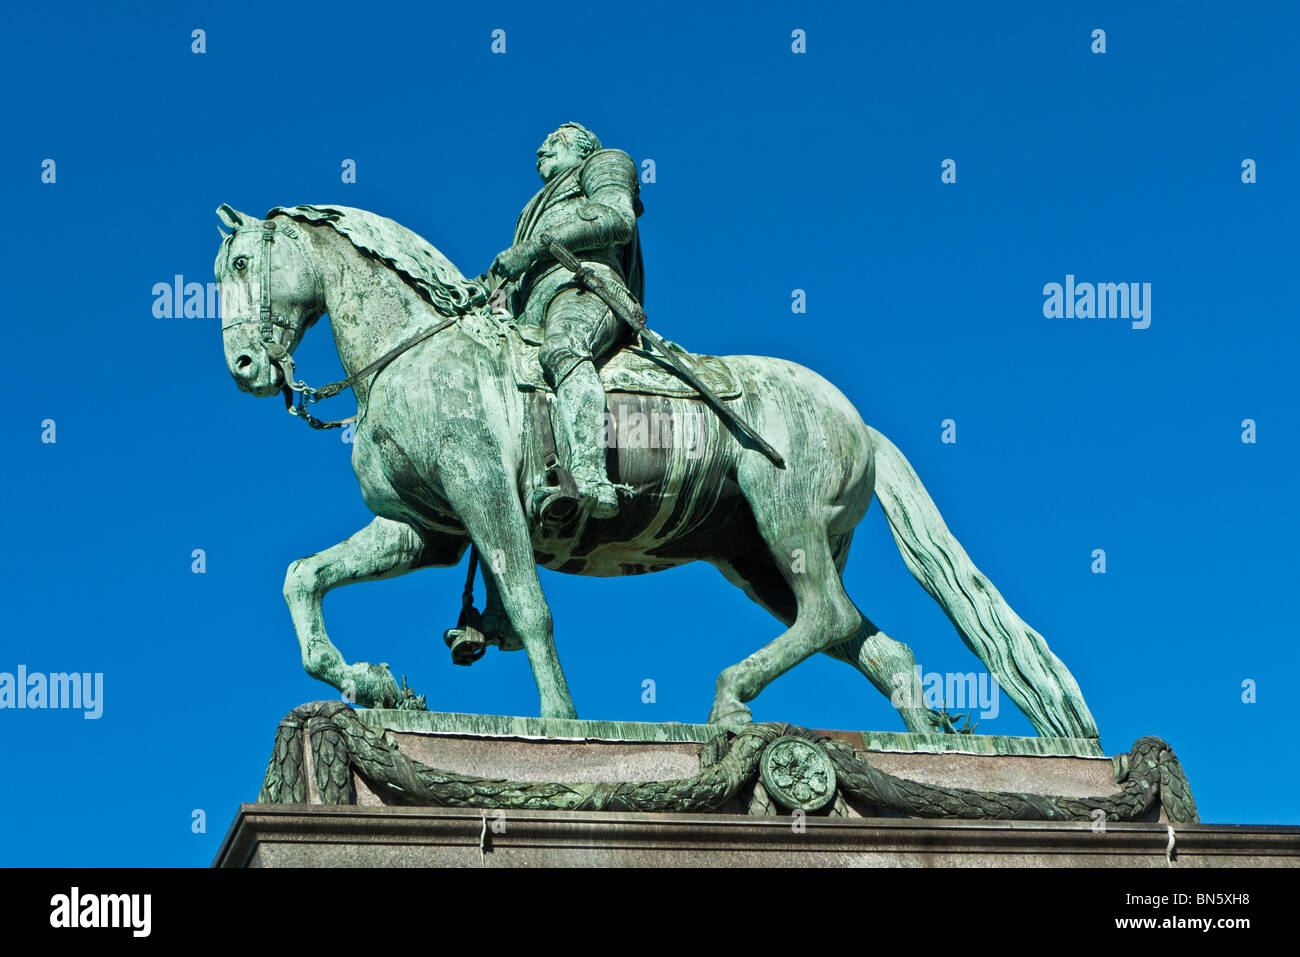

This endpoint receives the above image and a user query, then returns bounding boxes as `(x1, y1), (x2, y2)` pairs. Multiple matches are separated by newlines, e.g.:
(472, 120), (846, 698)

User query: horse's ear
(216, 204), (247, 230)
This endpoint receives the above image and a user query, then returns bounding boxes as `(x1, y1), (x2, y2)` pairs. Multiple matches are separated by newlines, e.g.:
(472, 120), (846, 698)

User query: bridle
(222, 218), (461, 430)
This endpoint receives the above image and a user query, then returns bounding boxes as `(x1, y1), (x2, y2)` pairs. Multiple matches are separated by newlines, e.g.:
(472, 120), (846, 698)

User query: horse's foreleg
(283, 516), (453, 708)
(438, 459), (576, 719)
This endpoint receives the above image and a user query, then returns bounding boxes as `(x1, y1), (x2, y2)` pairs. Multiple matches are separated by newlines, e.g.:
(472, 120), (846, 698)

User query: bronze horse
(214, 203), (1098, 739)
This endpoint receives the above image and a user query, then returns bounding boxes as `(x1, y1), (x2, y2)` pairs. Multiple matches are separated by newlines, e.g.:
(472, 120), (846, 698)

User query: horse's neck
(311, 226), (456, 405)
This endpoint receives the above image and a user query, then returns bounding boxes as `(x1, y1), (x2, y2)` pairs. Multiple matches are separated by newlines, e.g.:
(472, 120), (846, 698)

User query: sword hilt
(540, 233), (646, 329)
(539, 233), (579, 272)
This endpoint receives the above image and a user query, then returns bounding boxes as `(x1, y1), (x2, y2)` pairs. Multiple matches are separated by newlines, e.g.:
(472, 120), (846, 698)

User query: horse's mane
(266, 205), (487, 318)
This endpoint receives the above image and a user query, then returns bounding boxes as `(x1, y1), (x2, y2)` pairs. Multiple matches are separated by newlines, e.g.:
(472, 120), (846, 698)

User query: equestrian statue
(214, 122), (1100, 742)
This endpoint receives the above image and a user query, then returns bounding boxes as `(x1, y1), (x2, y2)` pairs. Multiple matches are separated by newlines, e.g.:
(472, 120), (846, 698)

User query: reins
(279, 313), (460, 430)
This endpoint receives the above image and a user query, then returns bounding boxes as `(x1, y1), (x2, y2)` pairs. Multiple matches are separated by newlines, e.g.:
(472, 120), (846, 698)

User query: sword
(538, 234), (785, 468)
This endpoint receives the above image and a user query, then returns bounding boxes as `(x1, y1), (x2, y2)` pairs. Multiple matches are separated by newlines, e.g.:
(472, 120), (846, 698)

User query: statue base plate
(214, 804), (1300, 868)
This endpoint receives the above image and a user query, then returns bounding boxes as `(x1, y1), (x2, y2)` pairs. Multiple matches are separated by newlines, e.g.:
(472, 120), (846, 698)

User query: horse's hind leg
(715, 536), (933, 733)
(709, 515), (863, 725)
(821, 533), (934, 732)
(822, 619), (933, 732)
(283, 516), (463, 708)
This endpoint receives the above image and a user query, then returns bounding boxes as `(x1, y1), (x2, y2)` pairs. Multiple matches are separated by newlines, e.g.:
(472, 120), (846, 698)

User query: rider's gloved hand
(491, 240), (542, 280)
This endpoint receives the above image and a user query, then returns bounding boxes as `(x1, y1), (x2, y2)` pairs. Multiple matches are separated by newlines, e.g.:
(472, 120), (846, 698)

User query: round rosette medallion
(759, 735), (838, 811)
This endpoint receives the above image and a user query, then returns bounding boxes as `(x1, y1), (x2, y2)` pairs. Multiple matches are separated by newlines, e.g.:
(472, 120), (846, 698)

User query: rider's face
(536, 130), (583, 182)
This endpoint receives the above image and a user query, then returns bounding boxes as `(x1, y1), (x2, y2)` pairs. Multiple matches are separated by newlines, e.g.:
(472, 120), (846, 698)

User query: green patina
(356, 709), (1106, 757)
(216, 123), (1102, 745)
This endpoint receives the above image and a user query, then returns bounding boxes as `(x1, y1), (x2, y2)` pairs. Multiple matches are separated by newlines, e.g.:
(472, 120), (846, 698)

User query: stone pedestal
(215, 709), (1300, 867)
(215, 804), (1299, 868)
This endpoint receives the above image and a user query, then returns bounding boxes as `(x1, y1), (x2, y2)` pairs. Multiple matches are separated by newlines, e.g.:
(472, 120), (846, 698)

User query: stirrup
(444, 598), (488, 666)
(537, 487), (581, 528)
(536, 480), (617, 525)
(443, 625), (488, 666)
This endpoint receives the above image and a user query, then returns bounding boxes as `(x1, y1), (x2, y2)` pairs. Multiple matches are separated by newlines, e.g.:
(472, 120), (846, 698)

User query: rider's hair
(557, 122), (602, 158)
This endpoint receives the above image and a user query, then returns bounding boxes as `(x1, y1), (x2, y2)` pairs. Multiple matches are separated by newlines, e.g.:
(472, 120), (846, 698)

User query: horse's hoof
(708, 702), (753, 726)
(539, 708), (579, 720)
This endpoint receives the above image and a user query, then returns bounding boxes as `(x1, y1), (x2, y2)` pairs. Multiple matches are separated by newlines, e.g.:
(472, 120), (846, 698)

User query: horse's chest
(354, 423), (462, 534)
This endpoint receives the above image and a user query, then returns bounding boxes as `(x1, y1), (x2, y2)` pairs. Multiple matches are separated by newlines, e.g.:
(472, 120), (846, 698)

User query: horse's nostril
(236, 354), (253, 371)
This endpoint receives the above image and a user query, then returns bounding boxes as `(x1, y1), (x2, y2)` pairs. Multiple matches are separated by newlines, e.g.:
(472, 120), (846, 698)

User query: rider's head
(536, 122), (602, 183)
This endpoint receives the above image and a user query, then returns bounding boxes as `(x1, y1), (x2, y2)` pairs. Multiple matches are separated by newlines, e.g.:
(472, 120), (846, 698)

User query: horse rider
(490, 122), (645, 519)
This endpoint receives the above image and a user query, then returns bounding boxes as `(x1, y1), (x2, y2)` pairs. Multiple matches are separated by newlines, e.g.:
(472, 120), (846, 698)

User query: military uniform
(510, 147), (645, 388)
(504, 144), (645, 520)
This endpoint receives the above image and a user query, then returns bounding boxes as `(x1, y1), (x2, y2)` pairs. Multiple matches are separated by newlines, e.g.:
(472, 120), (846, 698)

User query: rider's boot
(554, 360), (619, 519)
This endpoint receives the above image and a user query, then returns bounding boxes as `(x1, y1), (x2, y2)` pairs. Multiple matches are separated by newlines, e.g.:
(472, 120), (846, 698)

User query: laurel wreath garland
(258, 700), (1198, 824)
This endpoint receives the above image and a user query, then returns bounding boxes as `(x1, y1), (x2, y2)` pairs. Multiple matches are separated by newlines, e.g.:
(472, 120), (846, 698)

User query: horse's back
(723, 353), (873, 465)
(723, 354), (876, 534)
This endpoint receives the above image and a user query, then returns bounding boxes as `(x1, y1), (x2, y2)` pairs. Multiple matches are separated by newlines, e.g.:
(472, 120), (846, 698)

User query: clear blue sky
(1, 1), (1295, 865)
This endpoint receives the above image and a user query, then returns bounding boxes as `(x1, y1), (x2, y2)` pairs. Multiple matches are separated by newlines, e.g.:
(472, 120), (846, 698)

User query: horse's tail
(866, 426), (1100, 740)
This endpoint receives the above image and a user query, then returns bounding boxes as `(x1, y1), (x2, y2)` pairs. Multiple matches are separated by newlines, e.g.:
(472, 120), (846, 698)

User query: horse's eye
(232, 255), (249, 271)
